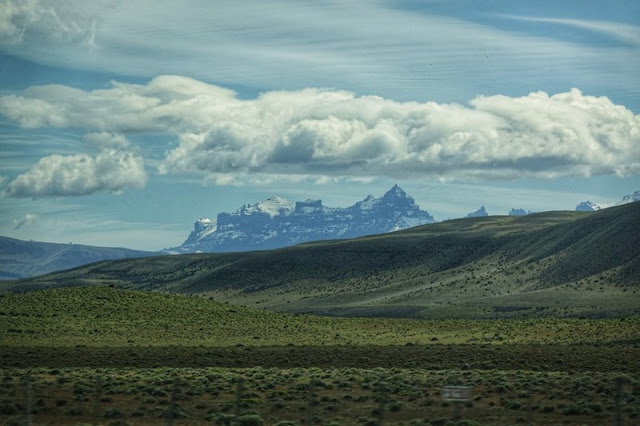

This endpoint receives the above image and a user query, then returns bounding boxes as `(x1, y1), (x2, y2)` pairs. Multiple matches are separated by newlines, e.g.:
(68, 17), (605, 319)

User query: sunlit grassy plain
(1, 286), (639, 425)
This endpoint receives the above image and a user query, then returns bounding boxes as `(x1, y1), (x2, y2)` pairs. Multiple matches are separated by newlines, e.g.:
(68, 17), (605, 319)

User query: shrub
(235, 414), (264, 426)
(104, 407), (124, 418)
(3, 418), (23, 426)
(563, 405), (581, 415)
(455, 420), (482, 426)
(501, 399), (521, 410)
(0, 403), (16, 415)
(132, 407), (145, 417)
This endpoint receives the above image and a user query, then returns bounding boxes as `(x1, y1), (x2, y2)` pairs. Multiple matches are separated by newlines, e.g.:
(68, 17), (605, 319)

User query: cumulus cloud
(12, 213), (38, 230)
(5, 132), (147, 197)
(1, 77), (639, 182)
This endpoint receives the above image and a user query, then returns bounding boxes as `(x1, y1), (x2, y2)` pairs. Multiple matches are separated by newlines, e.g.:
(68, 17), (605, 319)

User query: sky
(0, 0), (639, 251)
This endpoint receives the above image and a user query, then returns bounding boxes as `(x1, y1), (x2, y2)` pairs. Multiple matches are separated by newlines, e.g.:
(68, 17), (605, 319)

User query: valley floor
(1, 287), (639, 425)
(1, 343), (639, 425)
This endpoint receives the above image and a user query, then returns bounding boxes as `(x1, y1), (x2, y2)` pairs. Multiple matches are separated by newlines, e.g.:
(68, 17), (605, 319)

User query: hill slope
(3, 202), (639, 319)
(0, 237), (155, 279)
(2, 286), (638, 348)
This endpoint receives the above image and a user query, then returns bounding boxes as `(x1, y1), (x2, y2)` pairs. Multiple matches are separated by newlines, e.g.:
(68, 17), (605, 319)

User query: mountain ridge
(0, 236), (154, 280)
(172, 184), (435, 253)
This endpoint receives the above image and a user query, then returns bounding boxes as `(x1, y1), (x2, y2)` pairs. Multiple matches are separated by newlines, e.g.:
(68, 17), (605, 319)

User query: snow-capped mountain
(616, 190), (640, 206)
(172, 185), (435, 253)
(467, 206), (488, 218)
(575, 201), (602, 212)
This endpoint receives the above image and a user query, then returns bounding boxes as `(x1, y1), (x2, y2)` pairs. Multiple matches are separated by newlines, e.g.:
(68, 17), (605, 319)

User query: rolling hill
(2, 201), (639, 319)
(2, 285), (638, 348)
(0, 236), (155, 279)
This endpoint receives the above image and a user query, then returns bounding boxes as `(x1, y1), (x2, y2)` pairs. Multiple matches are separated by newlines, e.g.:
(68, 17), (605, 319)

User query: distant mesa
(172, 185), (435, 254)
(466, 206), (488, 218)
(575, 201), (602, 212)
(509, 208), (531, 216)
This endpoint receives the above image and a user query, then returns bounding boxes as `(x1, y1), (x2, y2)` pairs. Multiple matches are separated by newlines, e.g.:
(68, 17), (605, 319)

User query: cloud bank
(1, 1), (638, 108)
(4, 133), (146, 197)
(1, 76), (639, 188)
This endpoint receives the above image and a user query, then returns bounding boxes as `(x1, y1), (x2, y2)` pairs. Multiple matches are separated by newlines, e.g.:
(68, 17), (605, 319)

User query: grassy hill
(2, 286), (638, 348)
(0, 236), (154, 279)
(3, 202), (639, 319)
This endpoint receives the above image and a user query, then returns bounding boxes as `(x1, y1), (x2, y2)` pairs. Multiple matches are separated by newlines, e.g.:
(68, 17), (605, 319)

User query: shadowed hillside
(3, 202), (639, 319)
(0, 237), (155, 280)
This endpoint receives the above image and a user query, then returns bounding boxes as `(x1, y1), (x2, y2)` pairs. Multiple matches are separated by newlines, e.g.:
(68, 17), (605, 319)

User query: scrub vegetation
(1, 286), (639, 425)
(1, 202), (638, 424)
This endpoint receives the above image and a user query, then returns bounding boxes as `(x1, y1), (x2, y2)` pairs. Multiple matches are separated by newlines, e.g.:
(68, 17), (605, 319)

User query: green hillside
(2, 286), (638, 348)
(3, 202), (639, 319)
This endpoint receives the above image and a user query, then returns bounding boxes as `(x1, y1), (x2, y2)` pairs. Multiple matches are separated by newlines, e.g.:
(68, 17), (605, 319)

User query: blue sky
(1, 0), (639, 250)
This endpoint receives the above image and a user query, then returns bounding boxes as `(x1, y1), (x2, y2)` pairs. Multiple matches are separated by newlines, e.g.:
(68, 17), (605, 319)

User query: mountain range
(1, 187), (638, 280)
(171, 184), (435, 253)
(5, 201), (639, 319)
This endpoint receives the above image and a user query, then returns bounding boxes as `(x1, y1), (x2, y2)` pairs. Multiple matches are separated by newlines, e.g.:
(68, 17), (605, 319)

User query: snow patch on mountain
(172, 185), (435, 253)
(238, 196), (294, 217)
(575, 201), (602, 212)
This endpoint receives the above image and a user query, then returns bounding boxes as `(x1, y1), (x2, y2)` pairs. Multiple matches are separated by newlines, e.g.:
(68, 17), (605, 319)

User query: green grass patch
(1, 286), (638, 347)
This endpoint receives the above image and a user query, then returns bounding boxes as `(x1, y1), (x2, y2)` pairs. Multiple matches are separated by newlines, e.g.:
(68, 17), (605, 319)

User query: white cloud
(5, 147), (146, 198)
(501, 15), (640, 47)
(12, 212), (38, 229)
(1, 77), (638, 182)
(1, 1), (638, 108)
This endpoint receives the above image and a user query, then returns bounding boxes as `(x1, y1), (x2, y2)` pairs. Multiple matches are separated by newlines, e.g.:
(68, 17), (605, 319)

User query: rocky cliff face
(172, 185), (435, 253)
(575, 201), (602, 212)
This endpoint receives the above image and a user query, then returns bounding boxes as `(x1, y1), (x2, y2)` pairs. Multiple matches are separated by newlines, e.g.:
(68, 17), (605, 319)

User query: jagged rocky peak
(576, 201), (601, 212)
(467, 206), (488, 218)
(173, 185), (435, 254)
(383, 184), (409, 200)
